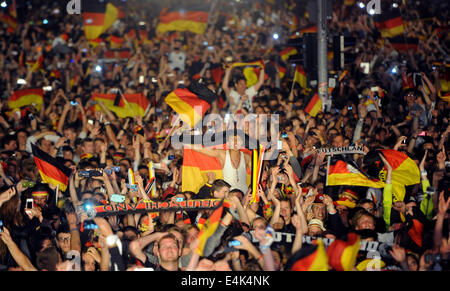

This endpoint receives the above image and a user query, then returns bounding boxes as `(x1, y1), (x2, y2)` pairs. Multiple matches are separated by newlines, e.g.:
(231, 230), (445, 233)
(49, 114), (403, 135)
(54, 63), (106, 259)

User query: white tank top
(223, 150), (248, 194)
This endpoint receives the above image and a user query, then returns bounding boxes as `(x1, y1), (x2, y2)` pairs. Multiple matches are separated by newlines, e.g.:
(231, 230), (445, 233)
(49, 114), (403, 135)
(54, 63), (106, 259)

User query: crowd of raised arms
(0, 0), (449, 271)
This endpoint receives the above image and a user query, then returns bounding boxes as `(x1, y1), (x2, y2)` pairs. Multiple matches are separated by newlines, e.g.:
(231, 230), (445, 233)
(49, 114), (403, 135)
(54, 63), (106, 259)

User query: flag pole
(158, 115), (181, 154)
(325, 156), (331, 186)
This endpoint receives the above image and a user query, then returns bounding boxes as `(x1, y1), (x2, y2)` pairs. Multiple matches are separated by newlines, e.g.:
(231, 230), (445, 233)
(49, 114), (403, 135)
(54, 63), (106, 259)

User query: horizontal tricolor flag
(92, 92), (149, 118)
(109, 35), (123, 48)
(280, 47), (297, 62)
(0, 12), (18, 29)
(165, 81), (218, 128)
(32, 143), (72, 192)
(304, 93), (322, 117)
(375, 10), (404, 38)
(388, 36), (419, 52)
(327, 158), (385, 188)
(290, 25), (318, 38)
(8, 89), (44, 111)
(103, 48), (132, 59)
(327, 233), (360, 271)
(82, 0), (119, 40)
(157, 4), (209, 35)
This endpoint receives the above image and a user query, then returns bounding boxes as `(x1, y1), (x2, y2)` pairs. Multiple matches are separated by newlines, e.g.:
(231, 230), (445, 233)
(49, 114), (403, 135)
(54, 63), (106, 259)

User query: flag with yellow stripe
(8, 89), (44, 111)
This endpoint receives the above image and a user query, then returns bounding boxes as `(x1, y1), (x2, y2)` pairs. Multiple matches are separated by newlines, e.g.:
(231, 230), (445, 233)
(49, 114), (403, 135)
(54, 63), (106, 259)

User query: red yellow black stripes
(8, 88), (44, 110)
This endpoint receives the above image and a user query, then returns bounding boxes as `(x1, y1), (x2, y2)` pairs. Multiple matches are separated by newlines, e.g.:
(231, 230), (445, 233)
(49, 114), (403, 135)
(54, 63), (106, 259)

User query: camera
(281, 132), (288, 139)
(0, 220), (3, 232)
(22, 181), (35, 188)
(78, 170), (103, 177)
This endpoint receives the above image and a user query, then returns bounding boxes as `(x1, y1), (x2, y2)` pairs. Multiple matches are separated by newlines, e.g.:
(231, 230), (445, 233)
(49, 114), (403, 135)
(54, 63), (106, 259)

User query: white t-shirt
(228, 86), (257, 113)
(168, 50), (186, 72)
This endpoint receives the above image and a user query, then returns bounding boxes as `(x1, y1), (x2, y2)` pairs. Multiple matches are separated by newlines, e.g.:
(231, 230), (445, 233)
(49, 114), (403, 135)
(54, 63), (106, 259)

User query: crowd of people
(0, 0), (449, 271)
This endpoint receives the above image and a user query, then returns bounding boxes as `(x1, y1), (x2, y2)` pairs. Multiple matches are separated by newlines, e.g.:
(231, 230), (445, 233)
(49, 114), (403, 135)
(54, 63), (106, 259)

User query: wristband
(70, 227), (78, 232)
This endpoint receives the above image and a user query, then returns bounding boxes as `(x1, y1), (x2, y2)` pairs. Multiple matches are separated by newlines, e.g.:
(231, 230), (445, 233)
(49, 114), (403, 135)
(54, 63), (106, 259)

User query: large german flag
(304, 93), (322, 117)
(182, 147), (224, 194)
(92, 92), (149, 118)
(327, 158), (385, 188)
(165, 81), (217, 128)
(285, 239), (329, 271)
(82, 0), (119, 40)
(157, 4), (209, 35)
(196, 199), (229, 256)
(8, 89), (44, 111)
(32, 143), (72, 192)
(327, 233), (360, 271)
(375, 10), (404, 38)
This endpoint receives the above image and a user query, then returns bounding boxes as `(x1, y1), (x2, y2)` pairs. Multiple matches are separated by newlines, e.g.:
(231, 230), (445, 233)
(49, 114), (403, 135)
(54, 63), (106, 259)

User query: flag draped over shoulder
(8, 89), (44, 111)
(285, 239), (329, 271)
(92, 92), (149, 118)
(196, 199), (230, 256)
(165, 81), (217, 128)
(82, 0), (119, 40)
(32, 144), (72, 192)
(157, 4), (210, 35)
(327, 158), (385, 188)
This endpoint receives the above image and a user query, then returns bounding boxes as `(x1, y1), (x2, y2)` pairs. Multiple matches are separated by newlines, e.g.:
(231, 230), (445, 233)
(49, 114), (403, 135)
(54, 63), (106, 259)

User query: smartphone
(370, 87), (379, 92)
(88, 120), (94, 125)
(110, 194), (126, 203)
(168, 155), (175, 160)
(43, 86), (53, 91)
(139, 75), (145, 84)
(151, 77), (157, 83)
(22, 181), (35, 188)
(26, 198), (33, 210)
(277, 140), (283, 150)
(228, 240), (241, 247)
(348, 106), (353, 110)
(413, 73), (423, 87)
(0, 220), (3, 232)
(208, 46), (214, 51)
(78, 170), (103, 177)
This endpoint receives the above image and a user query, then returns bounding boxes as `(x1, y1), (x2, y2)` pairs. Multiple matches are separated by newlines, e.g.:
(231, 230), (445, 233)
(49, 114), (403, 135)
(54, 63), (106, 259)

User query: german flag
(157, 4), (209, 35)
(375, 10), (404, 38)
(277, 63), (287, 79)
(243, 66), (268, 88)
(286, 239), (329, 271)
(182, 147), (224, 193)
(327, 233), (360, 271)
(209, 63), (225, 86)
(165, 81), (218, 128)
(290, 25), (317, 38)
(231, 59), (264, 69)
(294, 65), (307, 88)
(304, 93), (322, 117)
(0, 12), (18, 29)
(280, 47), (297, 62)
(50, 69), (61, 80)
(88, 37), (105, 48)
(82, 0), (119, 40)
(196, 199), (229, 256)
(8, 89), (44, 111)
(388, 36), (419, 52)
(92, 93), (149, 118)
(31, 54), (44, 73)
(327, 158), (385, 188)
(109, 35), (123, 48)
(103, 48), (131, 59)
(31, 144), (72, 192)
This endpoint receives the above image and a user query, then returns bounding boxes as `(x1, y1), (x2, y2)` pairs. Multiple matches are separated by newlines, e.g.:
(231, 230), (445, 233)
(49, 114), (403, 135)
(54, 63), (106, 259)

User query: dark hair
(36, 247), (60, 271)
(211, 179), (231, 194)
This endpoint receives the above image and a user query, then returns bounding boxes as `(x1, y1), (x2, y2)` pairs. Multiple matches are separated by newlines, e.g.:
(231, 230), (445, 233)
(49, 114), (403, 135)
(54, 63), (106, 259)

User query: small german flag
(388, 36), (419, 52)
(280, 47), (297, 62)
(0, 12), (18, 29)
(294, 65), (307, 88)
(290, 25), (318, 38)
(286, 238), (329, 271)
(327, 233), (361, 271)
(109, 35), (123, 48)
(8, 89), (44, 111)
(304, 93), (322, 117)
(32, 143), (72, 192)
(209, 63), (225, 86)
(93, 92), (149, 118)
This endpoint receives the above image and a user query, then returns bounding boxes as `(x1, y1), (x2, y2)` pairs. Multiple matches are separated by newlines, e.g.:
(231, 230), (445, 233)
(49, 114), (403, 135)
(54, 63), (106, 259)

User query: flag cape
(82, 0), (119, 40)
(92, 93), (149, 118)
(8, 89), (44, 111)
(327, 158), (385, 188)
(304, 93), (322, 117)
(32, 144), (72, 192)
(157, 5), (209, 35)
(286, 239), (329, 271)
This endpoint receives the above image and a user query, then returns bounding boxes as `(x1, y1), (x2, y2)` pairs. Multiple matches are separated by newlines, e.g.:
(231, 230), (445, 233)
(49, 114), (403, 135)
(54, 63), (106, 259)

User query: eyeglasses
(58, 235), (71, 242)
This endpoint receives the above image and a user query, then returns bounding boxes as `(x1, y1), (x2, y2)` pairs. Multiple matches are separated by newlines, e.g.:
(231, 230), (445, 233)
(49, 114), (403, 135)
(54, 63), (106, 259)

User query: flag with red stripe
(32, 143), (72, 192)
